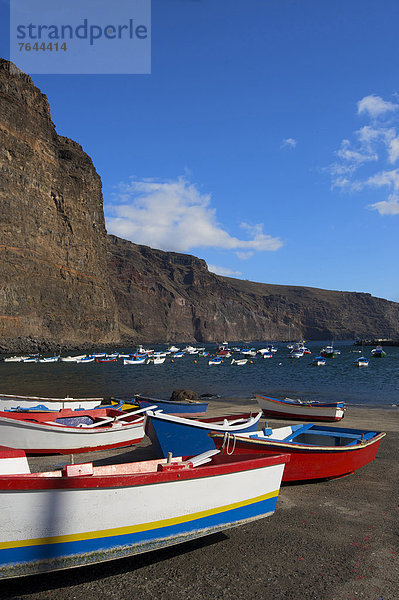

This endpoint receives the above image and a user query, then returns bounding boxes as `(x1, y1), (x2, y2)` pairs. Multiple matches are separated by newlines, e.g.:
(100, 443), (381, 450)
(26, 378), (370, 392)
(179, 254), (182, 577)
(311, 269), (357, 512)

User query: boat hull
(0, 452), (289, 579)
(211, 427), (385, 482)
(0, 415), (145, 454)
(135, 396), (208, 417)
(255, 394), (344, 422)
(145, 411), (262, 457)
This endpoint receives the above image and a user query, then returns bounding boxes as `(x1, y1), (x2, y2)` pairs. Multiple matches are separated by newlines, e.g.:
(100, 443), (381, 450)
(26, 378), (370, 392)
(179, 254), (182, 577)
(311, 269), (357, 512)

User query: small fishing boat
(95, 356), (118, 363)
(76, 356), (95, 363)
(145, 409), (262, 457)
(371, 345), (386, 358)
(0, 405), (152, 454)
(320, 345), (338, 359)
(355, 356), (369, 367)
(241, 348), (256, 357)
(3, 356), (29, 363)
(231, 358), (248, 366)
(147, 356), (166, 365)
(0, 447), (289, 580)
(257, 348), (270, 356)
(123, 357), (146, 365)
(208, 357), (223, 365)
(38, 356), (60, 363)
(211, 423), (385, 483)
(60, 355), (87, 362)
(254, 393), (344, 422)
(134, 394), (208, 417)
(167, 345), (180, 353)
(312, 356), (326, 366)
(0, 393), (104, 411)
(262, 352), (273, 359)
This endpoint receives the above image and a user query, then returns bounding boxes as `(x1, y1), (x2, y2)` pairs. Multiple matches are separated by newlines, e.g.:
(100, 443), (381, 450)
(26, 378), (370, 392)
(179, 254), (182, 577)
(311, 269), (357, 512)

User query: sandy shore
(1, 403), (398, 600)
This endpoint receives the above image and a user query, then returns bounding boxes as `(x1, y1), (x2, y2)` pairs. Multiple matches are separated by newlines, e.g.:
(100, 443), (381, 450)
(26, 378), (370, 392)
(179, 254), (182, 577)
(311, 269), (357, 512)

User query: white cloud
(280, 138), (297, 149)
(105, 176), (283, 254)
(370, 194), (399, 215)
(366, 169), (399, 190)
(327, 95), (399, 215)
(357, 95), (399, 118)
(208, 265), (243, 277)
(388, 137), (399, 164)
(235, 251), (254, 260)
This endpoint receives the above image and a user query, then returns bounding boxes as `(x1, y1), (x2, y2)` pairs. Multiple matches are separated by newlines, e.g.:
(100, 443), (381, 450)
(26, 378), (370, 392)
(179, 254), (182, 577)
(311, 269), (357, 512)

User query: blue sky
(1, 0), (399, 301)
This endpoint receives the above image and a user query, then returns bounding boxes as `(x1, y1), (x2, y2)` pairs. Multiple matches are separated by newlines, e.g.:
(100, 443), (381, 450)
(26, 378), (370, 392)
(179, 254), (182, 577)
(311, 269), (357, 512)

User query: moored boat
(355, 356), (369, 367)
(371, 345), (386, 358)
(312, 356), (326, 366)
(0, 447), (289, 579)
(0, 393), (103, 411)
(208, 357), (223, 365)
(254, 393), (345, 422)
(147, 356), (166, 365)
(145, 409), (262, 457)
(320, 345), (338, 359)
(38, 356), (60, 363)
(211, 423), (385, 482)
(231, 358), (248, 366)
(123, 357), (146, 365)
(0, 405), (152, 454)
(60, 355), (87, 362)
(134, 394), (208, 417)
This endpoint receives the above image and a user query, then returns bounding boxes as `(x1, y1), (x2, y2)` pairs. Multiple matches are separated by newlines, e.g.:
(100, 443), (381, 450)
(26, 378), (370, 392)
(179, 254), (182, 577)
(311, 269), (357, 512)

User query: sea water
(0, 341), (397, 408)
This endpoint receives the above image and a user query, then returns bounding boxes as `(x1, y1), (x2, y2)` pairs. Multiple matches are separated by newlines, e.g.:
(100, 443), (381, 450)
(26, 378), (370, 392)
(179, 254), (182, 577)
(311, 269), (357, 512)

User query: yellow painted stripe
(0, 489), (279, 550)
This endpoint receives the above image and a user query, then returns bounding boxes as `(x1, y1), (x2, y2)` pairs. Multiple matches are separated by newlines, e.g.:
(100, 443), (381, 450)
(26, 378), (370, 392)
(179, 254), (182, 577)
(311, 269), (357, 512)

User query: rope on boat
(221, 432), (236, 455)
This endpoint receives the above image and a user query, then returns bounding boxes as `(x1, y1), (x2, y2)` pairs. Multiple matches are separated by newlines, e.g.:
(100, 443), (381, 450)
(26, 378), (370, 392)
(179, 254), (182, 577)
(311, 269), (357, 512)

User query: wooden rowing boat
(0, 447), (289, 579)
(254, 393), (344, 421)
(211, 423), (385, 482)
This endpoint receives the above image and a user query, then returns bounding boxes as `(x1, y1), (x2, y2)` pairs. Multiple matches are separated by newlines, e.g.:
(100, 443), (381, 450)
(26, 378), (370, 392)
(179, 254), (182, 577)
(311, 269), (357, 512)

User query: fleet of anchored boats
(0, 339), (387, 580)
(1, 341), (387, 368)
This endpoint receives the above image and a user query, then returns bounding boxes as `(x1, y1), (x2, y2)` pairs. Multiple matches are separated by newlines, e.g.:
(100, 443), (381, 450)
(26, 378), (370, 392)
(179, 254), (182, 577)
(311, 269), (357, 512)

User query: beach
(1, 403), (398, 600)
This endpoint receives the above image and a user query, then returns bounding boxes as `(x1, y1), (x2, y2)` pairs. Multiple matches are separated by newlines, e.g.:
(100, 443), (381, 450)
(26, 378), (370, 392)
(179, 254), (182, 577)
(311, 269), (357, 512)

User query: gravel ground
(1, 405), (398, 600)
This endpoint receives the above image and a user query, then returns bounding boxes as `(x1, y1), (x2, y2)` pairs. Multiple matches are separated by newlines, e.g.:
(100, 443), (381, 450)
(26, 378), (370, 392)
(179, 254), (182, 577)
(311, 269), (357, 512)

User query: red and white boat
(0, 447), (289, 579)
(211, 423), (385, 482)
(0, 393), (103, 411)
(254, 393), (345, 422)
(0, 405), (155, 454)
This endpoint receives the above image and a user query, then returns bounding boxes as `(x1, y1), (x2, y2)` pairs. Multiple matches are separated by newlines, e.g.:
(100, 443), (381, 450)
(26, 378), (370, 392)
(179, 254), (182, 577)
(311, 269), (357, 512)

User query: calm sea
(0, 341), (398, 408)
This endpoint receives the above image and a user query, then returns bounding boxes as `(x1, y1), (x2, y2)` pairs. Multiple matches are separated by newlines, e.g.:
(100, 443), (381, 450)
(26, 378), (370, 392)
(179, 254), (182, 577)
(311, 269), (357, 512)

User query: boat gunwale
(210, 431), (386, 453)
(0, 452), (291, 490)
(146, 410), (262, 432)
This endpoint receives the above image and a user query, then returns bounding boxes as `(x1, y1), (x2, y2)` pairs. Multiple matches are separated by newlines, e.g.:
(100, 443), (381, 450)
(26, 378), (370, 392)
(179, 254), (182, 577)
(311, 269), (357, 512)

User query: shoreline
(1, 403), (398, 600)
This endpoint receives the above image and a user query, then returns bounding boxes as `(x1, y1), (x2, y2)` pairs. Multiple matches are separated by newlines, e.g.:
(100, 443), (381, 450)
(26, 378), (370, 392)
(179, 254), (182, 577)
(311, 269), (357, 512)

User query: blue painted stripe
(0, 496), (278, 569)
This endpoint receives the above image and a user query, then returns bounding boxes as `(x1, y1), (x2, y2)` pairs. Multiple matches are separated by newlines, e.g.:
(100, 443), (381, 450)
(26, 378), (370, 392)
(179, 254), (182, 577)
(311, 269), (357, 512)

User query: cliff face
(0, 59), (119, 350)
(1, 58), (399, 351)
(107, 235), (399, 343)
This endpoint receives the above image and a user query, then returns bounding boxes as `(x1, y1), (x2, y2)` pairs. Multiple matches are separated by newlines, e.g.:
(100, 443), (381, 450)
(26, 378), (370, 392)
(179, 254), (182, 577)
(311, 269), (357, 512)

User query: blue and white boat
(355, 356), (369, 367)
(124, 356), (146, 365)
(208, 356), (223, 365)
(38, 356), (60, 363)
(145, 410), (262, 458)
(312, 356), (326, 366)
(135, 394), (208, 417)
(0, 446), (289, 579)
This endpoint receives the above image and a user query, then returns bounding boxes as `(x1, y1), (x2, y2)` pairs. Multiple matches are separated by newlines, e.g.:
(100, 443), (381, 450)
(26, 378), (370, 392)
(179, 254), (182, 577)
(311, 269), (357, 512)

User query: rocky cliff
(1, 58), (399, 351)
(0, 59), (119, 351)
(107, 235), (399, 343)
